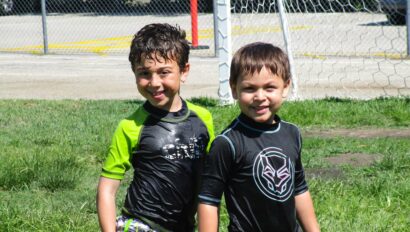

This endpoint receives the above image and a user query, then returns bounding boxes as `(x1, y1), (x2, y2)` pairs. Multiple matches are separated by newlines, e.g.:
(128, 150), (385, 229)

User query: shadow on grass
(124, 99), (144, 105)
(188, 97), (219, 107)
(123, 97), (219, 107)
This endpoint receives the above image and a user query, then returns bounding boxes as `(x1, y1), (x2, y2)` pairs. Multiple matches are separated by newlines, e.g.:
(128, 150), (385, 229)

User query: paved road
(0, 53), (220, 100)
(1, 52), (410, 100)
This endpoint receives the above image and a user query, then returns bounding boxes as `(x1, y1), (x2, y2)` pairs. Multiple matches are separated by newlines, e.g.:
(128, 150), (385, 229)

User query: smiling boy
(96, 23), (214, 232)
(198, 42), (319, 232)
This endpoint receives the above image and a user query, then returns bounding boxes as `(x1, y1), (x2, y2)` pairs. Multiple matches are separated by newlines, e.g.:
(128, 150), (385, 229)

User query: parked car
(380, 0), (407, 25)
(1, 0), (14, 14)
(0, 0), (55, 15)
(0, 0), (213, 15)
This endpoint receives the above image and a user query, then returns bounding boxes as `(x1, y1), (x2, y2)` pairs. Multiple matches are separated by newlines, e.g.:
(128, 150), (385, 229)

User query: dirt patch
(325, 153), (381, 167)
(303, 128), (405, 179)
(303, 128), (410, 138)
(305, 167), (344, 180)
(306, 153), (381, 179)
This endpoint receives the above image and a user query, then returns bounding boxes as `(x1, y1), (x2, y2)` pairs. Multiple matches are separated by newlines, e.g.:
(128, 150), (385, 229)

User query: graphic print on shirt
(161, 135), (206, 160)
(253, 147), (294, 202)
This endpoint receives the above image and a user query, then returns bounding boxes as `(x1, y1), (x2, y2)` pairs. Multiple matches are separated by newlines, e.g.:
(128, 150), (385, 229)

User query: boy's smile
(134, 53), (189, 112)
(231, 66), (290, 124)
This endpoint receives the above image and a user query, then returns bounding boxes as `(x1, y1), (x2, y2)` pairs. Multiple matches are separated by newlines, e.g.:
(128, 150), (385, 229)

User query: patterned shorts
(116, 215), (157, 232)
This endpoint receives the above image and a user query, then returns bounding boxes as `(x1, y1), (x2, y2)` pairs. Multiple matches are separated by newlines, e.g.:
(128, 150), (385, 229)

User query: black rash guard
(101, 100), (214, 232)
(199, 113), (308, 232)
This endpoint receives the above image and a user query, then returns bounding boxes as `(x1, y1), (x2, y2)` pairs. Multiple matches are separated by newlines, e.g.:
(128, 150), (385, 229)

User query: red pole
(190, 0), (198, 48)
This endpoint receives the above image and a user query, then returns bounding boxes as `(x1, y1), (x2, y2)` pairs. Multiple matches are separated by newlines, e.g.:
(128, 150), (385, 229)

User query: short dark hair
(230, 42), (291, 86)
(129, 23), (190, 71)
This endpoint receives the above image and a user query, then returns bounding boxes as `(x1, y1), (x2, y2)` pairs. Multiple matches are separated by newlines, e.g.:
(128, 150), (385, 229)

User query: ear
(282, 79), (292, 98)
(180, 63), (190, 83)
(133, 70), (138, 84)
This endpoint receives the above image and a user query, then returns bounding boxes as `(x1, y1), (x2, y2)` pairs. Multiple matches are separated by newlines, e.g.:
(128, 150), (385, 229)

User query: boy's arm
(198, 136), (234, 232)
(97, 177), (121, 232)
(198, 203), (219, 232)
(295, 191), (320, 232)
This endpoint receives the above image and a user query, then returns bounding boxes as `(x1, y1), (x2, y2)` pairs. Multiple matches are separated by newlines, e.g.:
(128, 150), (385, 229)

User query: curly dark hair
(129, 23), (190, 71)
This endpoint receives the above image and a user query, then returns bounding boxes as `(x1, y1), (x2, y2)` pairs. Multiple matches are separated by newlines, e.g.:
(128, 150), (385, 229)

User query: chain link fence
(215, 0), (410, 100)
(0, 0), (216, 56)
(1, 0), (409, 99)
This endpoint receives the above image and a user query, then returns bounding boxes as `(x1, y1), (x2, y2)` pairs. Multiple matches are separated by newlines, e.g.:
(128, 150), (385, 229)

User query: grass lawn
(0, 97), (409, 231)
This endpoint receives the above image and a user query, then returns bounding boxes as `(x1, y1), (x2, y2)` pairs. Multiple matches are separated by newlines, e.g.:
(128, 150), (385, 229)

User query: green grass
(0, 97), (409, 231)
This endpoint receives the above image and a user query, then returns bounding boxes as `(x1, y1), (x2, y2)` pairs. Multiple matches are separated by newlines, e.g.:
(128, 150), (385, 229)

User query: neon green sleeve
(101, 107), (148, 180)
(186, 101), (215, 153)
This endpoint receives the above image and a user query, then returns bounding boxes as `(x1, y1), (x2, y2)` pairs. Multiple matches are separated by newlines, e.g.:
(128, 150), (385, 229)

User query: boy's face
(134, 53), (189, 112)
(231, 66), (290, 124)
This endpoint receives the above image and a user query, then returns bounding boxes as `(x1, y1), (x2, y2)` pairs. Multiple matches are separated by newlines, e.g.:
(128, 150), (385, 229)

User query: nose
(149, 74), (161, 87)
(254, 89), (266, 101)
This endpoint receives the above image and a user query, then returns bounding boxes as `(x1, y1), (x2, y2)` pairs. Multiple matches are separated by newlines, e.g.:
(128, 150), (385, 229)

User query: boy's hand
(198, 203), (219, 232)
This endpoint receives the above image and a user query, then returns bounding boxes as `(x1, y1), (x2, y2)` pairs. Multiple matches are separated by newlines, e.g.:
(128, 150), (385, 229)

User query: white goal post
(214, 0), (235, 105)
(214, 0), (410, 101)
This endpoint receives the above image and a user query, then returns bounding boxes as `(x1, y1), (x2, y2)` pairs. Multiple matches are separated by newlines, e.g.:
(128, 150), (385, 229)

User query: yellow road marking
(2, 25), (310, 55)
(2, 25), (405, 59)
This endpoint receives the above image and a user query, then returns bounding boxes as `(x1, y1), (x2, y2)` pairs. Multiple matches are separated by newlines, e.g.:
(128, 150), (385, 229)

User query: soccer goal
(214, 0), (410, 102)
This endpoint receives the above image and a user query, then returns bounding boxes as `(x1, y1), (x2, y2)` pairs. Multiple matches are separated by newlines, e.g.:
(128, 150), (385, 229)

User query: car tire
(0, 0), (14, 14)
(386, 11), (406, 25)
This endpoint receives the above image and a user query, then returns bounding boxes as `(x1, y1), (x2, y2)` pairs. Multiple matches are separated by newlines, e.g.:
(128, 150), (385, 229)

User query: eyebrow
(135, 64), (174, 70)
(241, 80), (279, 86)
(135, 67), (149, 72)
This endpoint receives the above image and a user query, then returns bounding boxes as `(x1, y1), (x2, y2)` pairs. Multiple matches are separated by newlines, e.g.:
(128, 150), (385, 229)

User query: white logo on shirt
(253, 147), (294, 202)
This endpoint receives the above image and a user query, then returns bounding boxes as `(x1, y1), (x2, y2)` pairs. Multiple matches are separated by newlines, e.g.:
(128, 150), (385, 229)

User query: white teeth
(152, 91), (164, 96)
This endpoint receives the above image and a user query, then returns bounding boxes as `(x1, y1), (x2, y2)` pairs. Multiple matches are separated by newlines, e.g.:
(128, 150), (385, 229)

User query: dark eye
(137, 71), (150, 77)
(266, 86), (276, 92)
(242, 86), (254, 92)
(159, 70), (171, 77)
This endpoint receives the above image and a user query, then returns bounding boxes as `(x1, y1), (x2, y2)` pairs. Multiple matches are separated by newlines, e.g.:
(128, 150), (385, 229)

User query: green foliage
(280, 97), (410, 129)
(0, 150), (83, 191)
(0, 98), (409, 231)
(0, 189), (99, 231)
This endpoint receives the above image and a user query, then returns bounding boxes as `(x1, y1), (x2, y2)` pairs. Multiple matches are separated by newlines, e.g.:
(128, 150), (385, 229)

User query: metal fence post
(407, 0), (410, 56)
(213, 0), (219, 56)
(41, 0), (48, 54)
